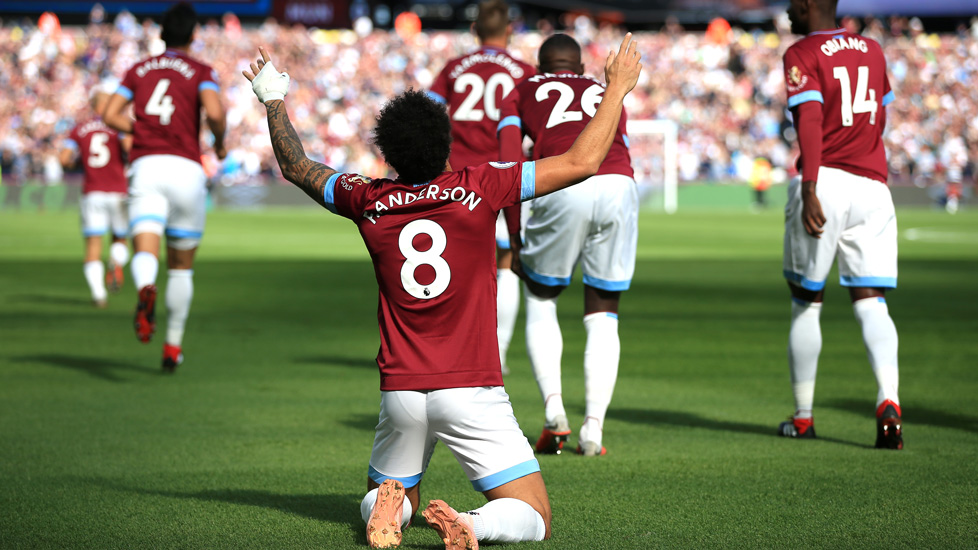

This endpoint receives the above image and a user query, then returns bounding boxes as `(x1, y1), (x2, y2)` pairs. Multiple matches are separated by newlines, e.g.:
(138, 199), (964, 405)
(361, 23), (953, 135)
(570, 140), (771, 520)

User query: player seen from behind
(243, 32), (641, 549)
(779, 0), (902, 449)
(102, 2), (227, 373)
(498, 34), (639, 457)
(60, 85), (132, 308)
(427, 0), (535, 376)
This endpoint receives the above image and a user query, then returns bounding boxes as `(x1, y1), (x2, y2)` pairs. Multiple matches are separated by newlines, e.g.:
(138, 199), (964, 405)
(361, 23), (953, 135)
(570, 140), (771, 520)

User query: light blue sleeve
(323, 173), (341, 214)
(787, 90), (824, 108)
(116, 85), (134, 101)
(497, 116), (521, 134)
(520, 161), (536, 201)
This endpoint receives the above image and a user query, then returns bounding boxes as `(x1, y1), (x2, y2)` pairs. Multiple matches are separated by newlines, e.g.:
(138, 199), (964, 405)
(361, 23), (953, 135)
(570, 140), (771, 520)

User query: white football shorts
(783, 166), (897, 291)
(368, 386), (540, 492)
(520, 173), (638, 291)
(80, 191), (128, 238)
(494, 201), (531, 250)
(128, 154), (207, 250)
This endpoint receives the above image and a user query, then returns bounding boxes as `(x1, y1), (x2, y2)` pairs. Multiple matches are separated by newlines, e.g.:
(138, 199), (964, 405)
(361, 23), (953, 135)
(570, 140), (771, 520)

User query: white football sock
(165, 269), (194, 347)
(110, 241), (130, 268)
(581, 312), (620, 445)
(359, 487), (413, 526)
(130, 251), (159, 290)
(852, 297), (900, 407)
(466, 498), (545, 543)
(83, 260), (107, 301)
(525, 289), (564, 421)
(788, 299), (822, 418)
(496, 269), (521, 372)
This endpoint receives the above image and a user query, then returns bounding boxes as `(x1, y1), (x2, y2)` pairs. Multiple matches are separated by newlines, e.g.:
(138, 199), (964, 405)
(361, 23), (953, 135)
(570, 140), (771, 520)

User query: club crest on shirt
(342, 174), (372, 190)
(786, 66), (808, 92)
(489, 161), (517, 169)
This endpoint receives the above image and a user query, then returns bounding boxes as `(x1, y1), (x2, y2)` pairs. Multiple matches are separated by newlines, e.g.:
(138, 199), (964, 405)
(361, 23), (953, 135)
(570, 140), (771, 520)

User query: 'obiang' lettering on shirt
(819, 36), (868, 57)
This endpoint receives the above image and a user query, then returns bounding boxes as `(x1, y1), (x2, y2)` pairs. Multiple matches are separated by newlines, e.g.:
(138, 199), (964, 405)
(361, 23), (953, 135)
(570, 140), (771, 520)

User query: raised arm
(243, 47), (337, 208)
(532, 33), (642, 198)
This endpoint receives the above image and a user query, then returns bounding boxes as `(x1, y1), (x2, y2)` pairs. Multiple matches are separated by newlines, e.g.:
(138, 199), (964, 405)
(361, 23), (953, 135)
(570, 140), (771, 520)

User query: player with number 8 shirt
(244, 31), (641, 548)
(778, 0), (902, 450)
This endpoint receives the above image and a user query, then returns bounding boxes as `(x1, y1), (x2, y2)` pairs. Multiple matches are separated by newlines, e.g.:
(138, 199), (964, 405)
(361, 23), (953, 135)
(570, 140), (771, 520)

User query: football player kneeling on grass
(243, 34), (642, 548)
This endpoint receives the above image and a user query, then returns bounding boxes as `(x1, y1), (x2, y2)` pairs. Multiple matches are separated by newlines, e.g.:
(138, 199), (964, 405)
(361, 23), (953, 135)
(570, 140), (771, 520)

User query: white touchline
(903, 228), (978, 243)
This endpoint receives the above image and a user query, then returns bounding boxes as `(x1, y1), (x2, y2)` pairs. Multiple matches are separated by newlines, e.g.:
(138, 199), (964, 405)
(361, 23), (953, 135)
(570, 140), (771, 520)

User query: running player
(779, 0), (902, 449)
(427, 0), (535, 376)
(103, 2), (227, 373)
(497, 34), (638, 457)
(244, 32), (641, 548)
(60, 86), (131, 307)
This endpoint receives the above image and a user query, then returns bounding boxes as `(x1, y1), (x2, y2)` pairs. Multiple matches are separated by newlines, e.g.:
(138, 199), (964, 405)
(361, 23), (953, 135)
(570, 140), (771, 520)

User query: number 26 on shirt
(535, 82), (604, 129)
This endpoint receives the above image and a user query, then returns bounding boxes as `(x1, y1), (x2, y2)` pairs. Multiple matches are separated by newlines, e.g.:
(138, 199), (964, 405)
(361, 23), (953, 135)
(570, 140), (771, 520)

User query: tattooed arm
(263, 99), (337, 208)
(244, 47), (337, 208)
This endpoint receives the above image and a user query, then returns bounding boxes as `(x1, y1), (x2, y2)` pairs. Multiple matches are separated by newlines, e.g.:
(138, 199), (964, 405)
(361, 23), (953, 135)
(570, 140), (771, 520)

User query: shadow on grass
(94, 479), (368, 544)
(608, 407), (870, 449)
(293, 355), (377, 369)
(9, 293), (95, 307)
(13, 354), (154, 382)
(339, 412), (379, 433)
(823, 398), (978, 434)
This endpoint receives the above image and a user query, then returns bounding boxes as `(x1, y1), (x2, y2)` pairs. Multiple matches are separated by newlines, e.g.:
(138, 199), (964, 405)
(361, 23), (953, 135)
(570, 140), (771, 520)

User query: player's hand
(214, 143), (227, 160)
(801, 180), (825, 238)
(509, 233), (526, 279)
(604, 33), (642, 96)
(508, 235), (527, 282)
(242, 46), (290, 103)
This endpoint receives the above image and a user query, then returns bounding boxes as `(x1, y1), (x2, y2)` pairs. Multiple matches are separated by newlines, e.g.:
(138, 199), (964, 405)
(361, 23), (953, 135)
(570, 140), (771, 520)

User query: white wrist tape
(251, 60), (290, 103)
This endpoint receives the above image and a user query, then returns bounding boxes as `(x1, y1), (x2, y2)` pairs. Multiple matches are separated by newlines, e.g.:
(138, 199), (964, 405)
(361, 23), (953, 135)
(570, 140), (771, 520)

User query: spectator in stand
(1, 10), (975, 203)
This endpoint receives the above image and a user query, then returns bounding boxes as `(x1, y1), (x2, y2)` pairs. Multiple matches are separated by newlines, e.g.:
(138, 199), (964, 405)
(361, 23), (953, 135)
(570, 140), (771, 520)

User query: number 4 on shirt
(146, 79), (176, 126)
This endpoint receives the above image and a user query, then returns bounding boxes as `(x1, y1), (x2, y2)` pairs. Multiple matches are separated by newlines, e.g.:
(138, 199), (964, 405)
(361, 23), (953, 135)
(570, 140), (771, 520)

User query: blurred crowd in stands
(1, 10), (976, 203)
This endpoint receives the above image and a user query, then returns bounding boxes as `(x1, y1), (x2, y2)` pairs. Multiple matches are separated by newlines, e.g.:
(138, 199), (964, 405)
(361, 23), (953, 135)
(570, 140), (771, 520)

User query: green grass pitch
(1, 204), (976, 548)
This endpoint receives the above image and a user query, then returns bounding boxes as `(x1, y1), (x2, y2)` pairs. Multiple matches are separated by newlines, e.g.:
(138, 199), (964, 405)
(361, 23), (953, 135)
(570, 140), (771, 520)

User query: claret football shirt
(497, 70), (633, 178)
(428, 47), (535, 170)
(324, 161), (536, 391)
(65, 118), (127, 194)
(783, 29), (893, 183)
(118, 49), (219, 164)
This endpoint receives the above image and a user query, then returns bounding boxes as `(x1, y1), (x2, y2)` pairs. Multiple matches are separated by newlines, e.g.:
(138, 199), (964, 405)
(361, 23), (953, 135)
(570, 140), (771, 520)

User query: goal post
(626, 119), (679, 214)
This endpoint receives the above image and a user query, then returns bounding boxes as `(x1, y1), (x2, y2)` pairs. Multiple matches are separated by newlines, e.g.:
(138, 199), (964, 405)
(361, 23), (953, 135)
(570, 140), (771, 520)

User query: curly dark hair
(372, 89), (452, 184)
